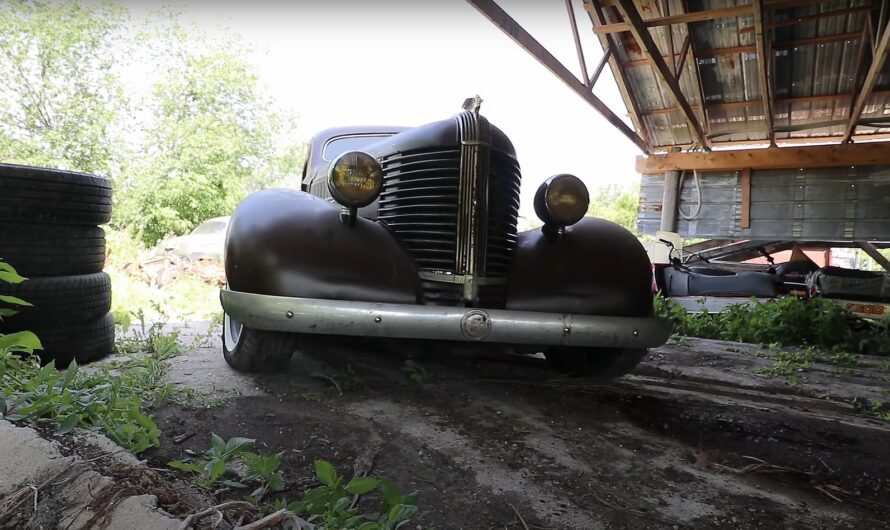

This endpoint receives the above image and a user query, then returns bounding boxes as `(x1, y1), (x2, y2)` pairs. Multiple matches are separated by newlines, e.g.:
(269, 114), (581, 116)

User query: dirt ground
(147, 323), (890, 529)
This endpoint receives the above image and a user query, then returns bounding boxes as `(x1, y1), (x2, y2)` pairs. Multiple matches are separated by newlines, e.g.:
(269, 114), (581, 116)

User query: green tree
(0, 0), (126, 175)
(586, 181), (640, 233)
(115, 17), (301, 246)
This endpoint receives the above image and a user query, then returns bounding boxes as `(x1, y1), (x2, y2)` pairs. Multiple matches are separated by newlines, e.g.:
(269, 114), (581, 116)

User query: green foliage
(867, 400), (890, 421)
(114, 13), (302, 246)
(0, 2), (303, 247)
(586, 181), (640, 233)
(288, 460), (418, 530)
(655, 294), (890, 356)
(168, 433), (286, 501)
(0, 354), (166, 452)
(114, 307), (181, 359)
(0, 1), (126, 175)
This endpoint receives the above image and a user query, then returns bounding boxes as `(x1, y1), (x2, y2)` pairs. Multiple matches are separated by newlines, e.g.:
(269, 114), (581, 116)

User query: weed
(401, 359), (429, 385)
(286, 459), (418, 529)
(169, 433), (284, 498)
(755, 349), (818, 378)
(656, 294), (890, 356)
(867, 400), (890, 421)
(114, 306), (181, 359)
(0, 355), (163, 452)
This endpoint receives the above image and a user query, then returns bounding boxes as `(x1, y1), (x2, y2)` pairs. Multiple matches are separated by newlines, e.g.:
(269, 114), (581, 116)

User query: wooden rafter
(585, 0), (651, 147)
(636, 142), (890, 174)
(752, 0), (775, 146)
(624, 32), (864, 66)
(565, 0), (590, 87)
(678, 0), (711, 143)
(589, 44), (613, 86)
(593, 5), (753, 34)
(639, 89), (890, 116)
(843, 10), (890, 143)
(614, 0), (708, 148)
(466, 0), (649, 152)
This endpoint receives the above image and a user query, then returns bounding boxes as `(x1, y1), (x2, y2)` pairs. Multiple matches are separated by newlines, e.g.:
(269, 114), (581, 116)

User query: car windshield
(323, 135), (391, 161)
(192, 221), (226, 235)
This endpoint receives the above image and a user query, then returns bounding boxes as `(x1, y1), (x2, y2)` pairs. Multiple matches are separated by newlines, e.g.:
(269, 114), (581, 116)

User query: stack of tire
(0, 163), (114, 366)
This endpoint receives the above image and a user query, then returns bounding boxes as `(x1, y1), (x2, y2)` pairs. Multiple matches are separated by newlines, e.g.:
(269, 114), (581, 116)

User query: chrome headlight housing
(533, 174), (589, 228)
(327, 151), (383, 208)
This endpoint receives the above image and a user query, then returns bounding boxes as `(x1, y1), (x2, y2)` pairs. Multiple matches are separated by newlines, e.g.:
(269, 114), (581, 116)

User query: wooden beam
(636, 142), (890, 173)
(740, 168), (751, 229)
(857, 241), (890, 271)
(565, 0), (590, 87)
(678, 0), (712, 140)
(614, 0), (709, 148)
(842, 14), (890, 142)
(466, 0), (648, 153)
(586, 0), (651, 147)
(753, 0), (775, 146)
(593, 5), (753, 34)
(675, 34), (692, 77)
(623, 32), (863, 66)
(638, 89), (890, 117)
(589, 44), (613, 86)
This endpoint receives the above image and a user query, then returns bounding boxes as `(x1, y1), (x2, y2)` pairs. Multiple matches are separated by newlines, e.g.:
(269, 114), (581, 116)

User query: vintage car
(220, 98), (671, 377)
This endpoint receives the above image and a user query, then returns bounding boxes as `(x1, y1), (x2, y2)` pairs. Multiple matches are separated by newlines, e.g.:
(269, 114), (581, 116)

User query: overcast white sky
(138, 0), (642, 220)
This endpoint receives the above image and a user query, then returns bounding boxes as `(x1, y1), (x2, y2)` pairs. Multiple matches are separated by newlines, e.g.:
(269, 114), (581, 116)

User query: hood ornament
(461, 95), (483, 114)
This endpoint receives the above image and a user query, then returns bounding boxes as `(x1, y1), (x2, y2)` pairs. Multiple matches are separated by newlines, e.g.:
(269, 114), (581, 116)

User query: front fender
(225, 189), (419, 304)
(506, 217), (652, 317)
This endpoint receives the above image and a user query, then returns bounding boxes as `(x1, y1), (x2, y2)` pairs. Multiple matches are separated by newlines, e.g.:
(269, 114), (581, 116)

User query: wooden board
(637, 142), (890, 174)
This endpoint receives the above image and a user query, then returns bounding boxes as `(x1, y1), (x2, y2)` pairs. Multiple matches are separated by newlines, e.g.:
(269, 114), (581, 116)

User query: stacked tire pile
(0, 163), (114, 366)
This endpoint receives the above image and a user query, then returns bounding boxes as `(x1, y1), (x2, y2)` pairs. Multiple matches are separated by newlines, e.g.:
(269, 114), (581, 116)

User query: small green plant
(169, 434), (285, 499)
(0, 356), (163, 451)
(401, 359), (429, 385)
(867, 400), (890, 421)
(286, 460), (418, 530)
(114, 306), (181, 359)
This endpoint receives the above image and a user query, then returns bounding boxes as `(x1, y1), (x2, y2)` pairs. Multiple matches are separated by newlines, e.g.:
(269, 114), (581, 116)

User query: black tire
(545, 347), (647, 379)
(0, 272), (111, 327)
(222, 312), (297, 372)
(26, 312), (116, 367)
(0, 163), (112, 226)
(0, 223), (105, 276)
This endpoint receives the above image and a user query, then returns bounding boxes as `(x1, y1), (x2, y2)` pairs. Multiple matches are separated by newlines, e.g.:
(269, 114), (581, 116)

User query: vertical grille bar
(454, 111), (492, 302)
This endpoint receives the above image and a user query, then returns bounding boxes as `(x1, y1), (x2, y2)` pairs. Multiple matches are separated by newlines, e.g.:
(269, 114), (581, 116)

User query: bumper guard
(221, 290), (671, 349)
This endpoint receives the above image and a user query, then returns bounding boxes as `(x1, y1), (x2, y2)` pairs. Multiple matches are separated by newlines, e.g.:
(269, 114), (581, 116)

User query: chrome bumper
(220, 290), (672, 349)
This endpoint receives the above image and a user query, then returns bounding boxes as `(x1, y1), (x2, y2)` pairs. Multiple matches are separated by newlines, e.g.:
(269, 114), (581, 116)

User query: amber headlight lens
(534, 174), (589, 227)
(328, 151), (383, 208)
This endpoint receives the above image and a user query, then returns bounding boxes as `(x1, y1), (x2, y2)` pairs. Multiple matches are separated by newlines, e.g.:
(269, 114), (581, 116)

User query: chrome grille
(377, 130), (521, 307)
(377, 149), (461, 271)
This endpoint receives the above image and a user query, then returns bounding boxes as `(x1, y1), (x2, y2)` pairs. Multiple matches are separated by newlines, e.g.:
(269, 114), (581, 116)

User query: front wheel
(222, 312), (299, 372)
(545, 347), (646, 379)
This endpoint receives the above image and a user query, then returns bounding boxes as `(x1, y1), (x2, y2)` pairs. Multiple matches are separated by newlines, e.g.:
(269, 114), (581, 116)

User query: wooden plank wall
(636, 165), (890, 239)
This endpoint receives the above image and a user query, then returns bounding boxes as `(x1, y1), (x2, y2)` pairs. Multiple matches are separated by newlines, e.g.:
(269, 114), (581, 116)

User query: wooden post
(660, 170), (681, 232)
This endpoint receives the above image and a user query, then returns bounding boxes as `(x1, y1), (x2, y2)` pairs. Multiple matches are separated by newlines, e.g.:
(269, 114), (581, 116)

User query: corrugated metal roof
(587, 0), (890, 151)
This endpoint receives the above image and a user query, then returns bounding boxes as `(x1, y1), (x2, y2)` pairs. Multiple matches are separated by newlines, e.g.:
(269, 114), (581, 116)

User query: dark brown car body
(221, 105), (670, 374)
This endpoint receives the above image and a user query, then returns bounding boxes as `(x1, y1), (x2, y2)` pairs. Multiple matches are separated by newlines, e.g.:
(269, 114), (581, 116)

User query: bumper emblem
(460, 309), (492, 340)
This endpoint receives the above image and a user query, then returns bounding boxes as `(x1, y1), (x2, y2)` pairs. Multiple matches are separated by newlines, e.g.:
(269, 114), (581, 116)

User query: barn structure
(468, 0), (890, 269)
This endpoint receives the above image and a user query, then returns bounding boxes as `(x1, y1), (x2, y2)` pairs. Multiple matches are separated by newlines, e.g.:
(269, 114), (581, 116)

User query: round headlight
(328, 151), (383, 208)
(534, 174), (589, 227)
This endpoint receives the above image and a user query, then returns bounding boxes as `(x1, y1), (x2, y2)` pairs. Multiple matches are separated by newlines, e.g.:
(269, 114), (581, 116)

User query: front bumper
(221, 290), (672, 349)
